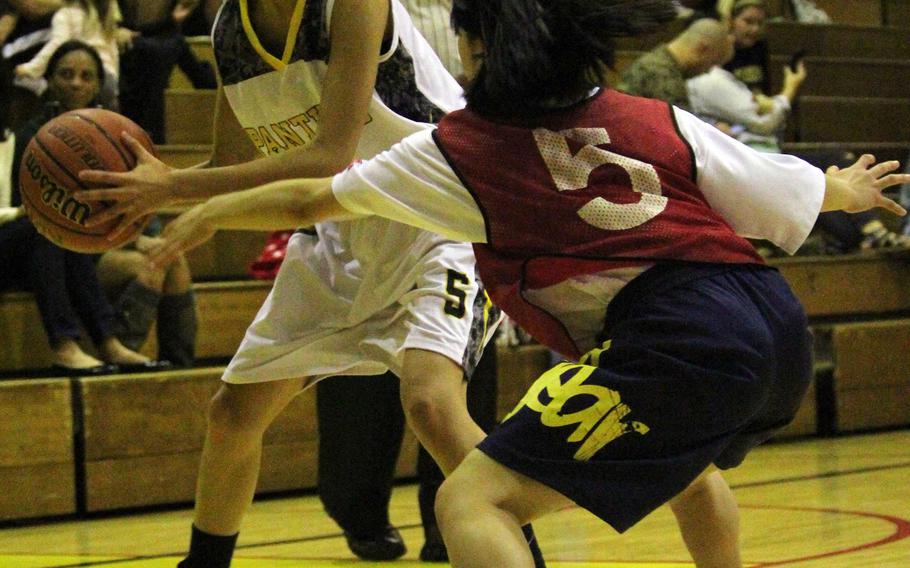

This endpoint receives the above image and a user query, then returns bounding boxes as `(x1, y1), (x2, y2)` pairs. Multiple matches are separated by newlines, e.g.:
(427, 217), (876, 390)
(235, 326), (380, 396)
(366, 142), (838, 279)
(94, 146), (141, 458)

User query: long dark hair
(451, 0), (678, 117)
(44, 39), (105, 83)
(43, 40), (105, 113)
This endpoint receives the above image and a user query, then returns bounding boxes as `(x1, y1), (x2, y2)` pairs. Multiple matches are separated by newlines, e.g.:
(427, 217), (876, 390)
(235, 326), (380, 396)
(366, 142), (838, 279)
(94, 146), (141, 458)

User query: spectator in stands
(617, 18), (733, 111)
(118, 0), (216, 144)
(687, 42), (804, 151)
(2, 39), (152, 373)
(721, 0), (771, 93)
(14, 0), (128, 109)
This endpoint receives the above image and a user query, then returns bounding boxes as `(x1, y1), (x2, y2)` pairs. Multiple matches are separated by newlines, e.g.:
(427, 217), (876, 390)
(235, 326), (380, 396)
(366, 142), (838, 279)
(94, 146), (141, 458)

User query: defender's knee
(435, 474), (476, 530)
(400, 388), (451, 437)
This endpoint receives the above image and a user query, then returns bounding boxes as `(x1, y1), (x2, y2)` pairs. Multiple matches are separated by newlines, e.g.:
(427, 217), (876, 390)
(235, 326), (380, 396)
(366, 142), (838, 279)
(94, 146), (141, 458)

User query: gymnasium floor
(0, 430), (907, 567)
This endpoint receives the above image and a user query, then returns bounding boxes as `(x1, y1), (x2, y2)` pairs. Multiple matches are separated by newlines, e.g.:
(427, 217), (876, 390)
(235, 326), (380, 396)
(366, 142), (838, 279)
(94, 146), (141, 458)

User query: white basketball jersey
(213, 0), (463, 160)
(211, 1), (483, 384)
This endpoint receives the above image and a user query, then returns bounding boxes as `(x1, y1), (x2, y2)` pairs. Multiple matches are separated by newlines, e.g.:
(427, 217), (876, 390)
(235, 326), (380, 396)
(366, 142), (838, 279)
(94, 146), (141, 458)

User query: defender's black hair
(451, 0), (678, 117)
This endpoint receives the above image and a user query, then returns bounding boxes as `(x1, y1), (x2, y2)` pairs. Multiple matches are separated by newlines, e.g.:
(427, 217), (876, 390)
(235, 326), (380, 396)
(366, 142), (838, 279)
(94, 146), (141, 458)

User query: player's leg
(180, 376), (307, 568)
(316, 372), (407, 560)
(669, 468), (742, 568)
(399, 348), (482, 474)
(400, 347), (546, 566)
(418, 341), (498, 561)
(436, 449), (571, 568)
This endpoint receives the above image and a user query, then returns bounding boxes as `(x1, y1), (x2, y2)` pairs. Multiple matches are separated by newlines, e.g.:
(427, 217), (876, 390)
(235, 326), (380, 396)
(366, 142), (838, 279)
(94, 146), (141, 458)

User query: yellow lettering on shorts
(504, 358), (649, 462)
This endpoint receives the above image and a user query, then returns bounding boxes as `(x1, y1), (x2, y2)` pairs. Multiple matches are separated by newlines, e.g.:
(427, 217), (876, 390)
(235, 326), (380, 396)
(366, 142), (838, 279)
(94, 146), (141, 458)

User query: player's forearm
(173, 144), (353, 201)
(198, 178), (352, 231)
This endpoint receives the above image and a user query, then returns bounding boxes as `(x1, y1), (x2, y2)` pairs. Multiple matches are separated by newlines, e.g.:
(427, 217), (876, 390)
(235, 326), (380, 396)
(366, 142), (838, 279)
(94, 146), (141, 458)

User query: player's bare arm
(149, 178), (345, 267)
(76, 0), (389, 237)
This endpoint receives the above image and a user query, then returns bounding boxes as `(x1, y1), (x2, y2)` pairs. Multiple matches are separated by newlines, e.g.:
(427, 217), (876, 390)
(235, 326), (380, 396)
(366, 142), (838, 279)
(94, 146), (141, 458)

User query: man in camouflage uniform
(617, 18), (733, 111)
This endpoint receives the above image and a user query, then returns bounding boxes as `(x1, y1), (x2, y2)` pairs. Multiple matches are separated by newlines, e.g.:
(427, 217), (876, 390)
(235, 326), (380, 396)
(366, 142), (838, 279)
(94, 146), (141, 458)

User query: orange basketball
(18, 108), (155, 253)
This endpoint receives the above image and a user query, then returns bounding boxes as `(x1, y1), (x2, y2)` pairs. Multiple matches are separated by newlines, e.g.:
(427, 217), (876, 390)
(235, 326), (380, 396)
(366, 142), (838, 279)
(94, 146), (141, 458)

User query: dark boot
(111, 280), (160, 351)
(157, 290), (197, 366)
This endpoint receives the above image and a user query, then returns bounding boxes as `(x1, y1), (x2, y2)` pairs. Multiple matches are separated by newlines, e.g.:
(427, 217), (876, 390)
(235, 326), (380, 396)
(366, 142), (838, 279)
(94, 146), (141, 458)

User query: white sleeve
(673, 107), (825, 254)
(687, 68), (790, 136)
(332, 129), (488, 243)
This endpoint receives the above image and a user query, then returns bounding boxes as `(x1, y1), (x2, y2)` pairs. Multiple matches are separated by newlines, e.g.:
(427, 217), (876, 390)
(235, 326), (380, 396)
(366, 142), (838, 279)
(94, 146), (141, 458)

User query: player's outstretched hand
(149, 204), (217, 269)
(823, 154), (908, 216)
(75, 132), (177, 241)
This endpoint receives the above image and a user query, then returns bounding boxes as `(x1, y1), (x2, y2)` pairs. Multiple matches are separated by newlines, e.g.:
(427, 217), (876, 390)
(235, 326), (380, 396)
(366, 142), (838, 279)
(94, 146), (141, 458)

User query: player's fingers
(121, 132), (153, 162)
(151, 232), (193, 268)
(148, 242), (177, 269)
(106, 212), (145, 241)
(877, 196), (907, 217)
(84, 202), (131, 228)
(826, 165), (840, 174)
(868, 160), (900, 179)
(873, 173), (910, 190)
(74, 187), (137, 203)
(856, 154), (876, 169)
(79, 169), (131, 186)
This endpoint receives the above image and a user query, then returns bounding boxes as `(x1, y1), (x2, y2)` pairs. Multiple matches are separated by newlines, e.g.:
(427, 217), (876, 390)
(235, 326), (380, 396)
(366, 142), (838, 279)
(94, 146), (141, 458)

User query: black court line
(730, 460), (910, 490)
(37, 461), (910, 567)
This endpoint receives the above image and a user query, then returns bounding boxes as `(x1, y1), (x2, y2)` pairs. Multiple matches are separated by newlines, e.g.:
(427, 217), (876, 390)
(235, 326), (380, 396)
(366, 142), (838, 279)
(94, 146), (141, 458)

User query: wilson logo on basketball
(46, 123), (106, 171)
(23, 151), (92, 226)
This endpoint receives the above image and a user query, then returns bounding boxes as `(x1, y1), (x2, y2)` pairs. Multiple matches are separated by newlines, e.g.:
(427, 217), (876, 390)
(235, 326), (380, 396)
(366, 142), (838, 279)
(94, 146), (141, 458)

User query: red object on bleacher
(248, 230), (293, 280)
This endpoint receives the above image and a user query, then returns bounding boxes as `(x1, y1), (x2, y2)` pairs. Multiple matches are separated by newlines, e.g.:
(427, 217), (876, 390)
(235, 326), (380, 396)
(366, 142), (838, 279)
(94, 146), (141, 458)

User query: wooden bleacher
(0, 379), (75, 521)
(2, 4), (910, 522)
(0, 280), (269, 373)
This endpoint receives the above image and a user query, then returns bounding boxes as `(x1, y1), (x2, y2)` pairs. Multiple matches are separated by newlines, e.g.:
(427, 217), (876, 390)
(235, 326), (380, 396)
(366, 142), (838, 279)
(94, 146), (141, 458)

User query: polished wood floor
(0, 430), (907, 567)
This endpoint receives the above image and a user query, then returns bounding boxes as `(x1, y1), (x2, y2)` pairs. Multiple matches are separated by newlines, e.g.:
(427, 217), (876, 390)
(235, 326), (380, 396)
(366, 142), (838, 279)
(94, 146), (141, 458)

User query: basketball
(18, 108), (155, 253)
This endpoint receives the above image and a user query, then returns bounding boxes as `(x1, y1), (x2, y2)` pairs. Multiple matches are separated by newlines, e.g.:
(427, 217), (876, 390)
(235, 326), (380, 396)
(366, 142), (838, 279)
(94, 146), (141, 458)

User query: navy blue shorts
(477, 262), (813, 533)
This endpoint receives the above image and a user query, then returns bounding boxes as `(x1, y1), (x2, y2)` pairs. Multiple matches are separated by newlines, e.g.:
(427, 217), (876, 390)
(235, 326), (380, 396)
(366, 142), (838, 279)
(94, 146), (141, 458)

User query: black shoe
(419, 539), (448, 562)
(343, 525), (406, 561)
(419, 524), (448, 562)
(51, 363), (119, 376)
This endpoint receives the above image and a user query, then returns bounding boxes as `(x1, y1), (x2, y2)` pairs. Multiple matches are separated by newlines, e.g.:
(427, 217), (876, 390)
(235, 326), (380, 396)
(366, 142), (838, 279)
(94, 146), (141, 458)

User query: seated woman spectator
(2, 39), (173, 372)
(720, 0), (771, 94)
(13, 0), (127, 108)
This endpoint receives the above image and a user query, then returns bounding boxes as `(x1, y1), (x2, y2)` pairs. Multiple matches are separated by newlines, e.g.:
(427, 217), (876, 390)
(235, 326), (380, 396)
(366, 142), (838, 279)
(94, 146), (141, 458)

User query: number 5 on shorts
(444, 269), (469, 318)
